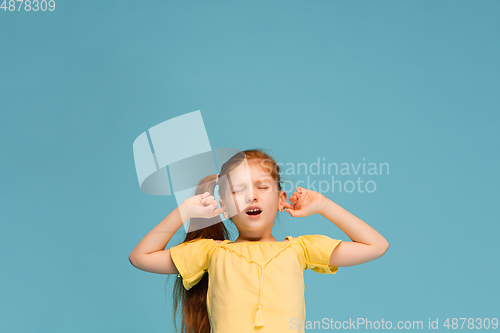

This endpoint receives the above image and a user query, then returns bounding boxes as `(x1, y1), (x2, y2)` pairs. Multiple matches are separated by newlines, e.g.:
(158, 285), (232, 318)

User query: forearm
(318, 197), (388, 248)
(129, 205), (187, 259)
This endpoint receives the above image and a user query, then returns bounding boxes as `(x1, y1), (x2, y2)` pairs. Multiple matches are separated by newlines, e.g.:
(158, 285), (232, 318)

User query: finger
(283, 202), (295, 209)
(289, 195), (298, 204)
(297, 191), (308, 204)
(201, 192), (211, 199)
(287, 209), (302, 218)
(297, 187), (304, 193)
(202, 200), (214, 207)
(213, 207), (226, 216)
(201, 196), (215, 205)
(204, 202), (219, 215)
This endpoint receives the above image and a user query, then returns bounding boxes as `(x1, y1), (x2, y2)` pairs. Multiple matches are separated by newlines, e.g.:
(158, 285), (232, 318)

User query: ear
(278, 190), (287, 212)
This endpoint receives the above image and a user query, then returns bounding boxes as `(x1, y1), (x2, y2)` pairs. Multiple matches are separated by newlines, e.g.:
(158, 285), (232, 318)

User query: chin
(233, 216), (270, 231)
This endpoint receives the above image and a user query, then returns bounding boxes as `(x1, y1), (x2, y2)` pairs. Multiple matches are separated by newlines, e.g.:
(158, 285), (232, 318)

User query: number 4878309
(1, 0), (56, 11)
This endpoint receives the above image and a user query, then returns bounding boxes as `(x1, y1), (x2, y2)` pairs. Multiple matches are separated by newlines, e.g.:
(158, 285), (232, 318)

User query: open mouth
(245, 208), (262, 218)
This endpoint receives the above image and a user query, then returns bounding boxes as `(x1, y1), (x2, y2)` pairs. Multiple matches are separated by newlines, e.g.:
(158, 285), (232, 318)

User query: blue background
(1, 1), (499, 332)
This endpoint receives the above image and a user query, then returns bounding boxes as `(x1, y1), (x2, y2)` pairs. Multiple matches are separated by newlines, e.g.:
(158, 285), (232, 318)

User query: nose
(245, 188), (257, 203)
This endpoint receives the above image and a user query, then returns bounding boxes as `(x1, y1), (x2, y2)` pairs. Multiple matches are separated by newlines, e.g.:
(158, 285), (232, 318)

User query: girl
(129, 149), (389, 333)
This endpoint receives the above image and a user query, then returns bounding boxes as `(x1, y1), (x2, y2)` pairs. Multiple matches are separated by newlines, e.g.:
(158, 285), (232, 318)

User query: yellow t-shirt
(169, 234), (342, 333)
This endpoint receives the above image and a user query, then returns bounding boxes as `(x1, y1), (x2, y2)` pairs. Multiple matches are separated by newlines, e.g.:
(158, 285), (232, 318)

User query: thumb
(287, 209), (298, 217)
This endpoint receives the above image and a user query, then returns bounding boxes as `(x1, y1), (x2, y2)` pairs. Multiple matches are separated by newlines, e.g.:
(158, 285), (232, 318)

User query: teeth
(247, 209), (260, 213)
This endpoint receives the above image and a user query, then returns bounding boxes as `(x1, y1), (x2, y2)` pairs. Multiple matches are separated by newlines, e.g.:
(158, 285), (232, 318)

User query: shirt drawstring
(254, 266), (264, 326)
(220, 239), (293, 327)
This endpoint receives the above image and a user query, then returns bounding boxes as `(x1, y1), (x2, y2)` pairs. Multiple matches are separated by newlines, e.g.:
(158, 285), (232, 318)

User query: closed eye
(232, 186), (268, 193)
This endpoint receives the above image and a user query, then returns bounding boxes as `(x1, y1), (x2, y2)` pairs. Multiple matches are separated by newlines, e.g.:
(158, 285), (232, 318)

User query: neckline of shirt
(216, 236), (297, 245)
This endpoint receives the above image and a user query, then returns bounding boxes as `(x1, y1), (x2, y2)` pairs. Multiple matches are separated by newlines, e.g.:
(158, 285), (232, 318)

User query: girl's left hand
(282, 187), (326, 217)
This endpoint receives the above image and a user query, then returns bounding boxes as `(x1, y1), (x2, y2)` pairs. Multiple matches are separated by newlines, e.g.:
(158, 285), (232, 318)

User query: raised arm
(318, 198), (389, 267)
(284, 187), (389, 267)
(128, 192), (224, 274)
(128, 206), (184, 274)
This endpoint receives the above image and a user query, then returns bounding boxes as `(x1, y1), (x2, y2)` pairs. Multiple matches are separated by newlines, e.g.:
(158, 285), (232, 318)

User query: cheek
(264, 192), (280, 204)
(222, 193), (249, 216)
(221, 194), (238, 216)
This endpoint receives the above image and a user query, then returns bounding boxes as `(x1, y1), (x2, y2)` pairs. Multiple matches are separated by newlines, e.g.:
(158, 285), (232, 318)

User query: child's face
(220, 160), (286, 234)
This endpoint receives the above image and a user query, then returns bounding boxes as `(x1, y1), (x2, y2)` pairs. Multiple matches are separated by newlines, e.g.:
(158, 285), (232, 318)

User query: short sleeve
(169, 238), (215, 290)
(298, 234), (342, 274)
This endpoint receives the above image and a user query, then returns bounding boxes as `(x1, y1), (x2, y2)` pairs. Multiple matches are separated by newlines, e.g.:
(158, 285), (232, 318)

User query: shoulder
(290, 235), (342, 273)
(170, 238), (219, 254)
(295, 234), (340, 240)
(292, 234), (342, 251)
(293, 234), (331, 242)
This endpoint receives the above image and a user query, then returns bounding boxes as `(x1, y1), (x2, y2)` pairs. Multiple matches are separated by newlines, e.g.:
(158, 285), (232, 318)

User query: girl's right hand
(179, 192), (226, 220)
